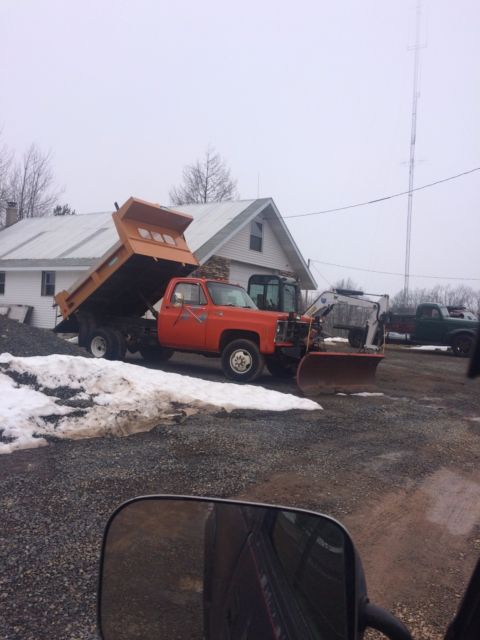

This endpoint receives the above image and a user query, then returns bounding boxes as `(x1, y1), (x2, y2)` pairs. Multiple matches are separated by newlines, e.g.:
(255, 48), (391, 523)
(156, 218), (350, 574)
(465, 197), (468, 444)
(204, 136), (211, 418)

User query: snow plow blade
(296, 351), (384, 396)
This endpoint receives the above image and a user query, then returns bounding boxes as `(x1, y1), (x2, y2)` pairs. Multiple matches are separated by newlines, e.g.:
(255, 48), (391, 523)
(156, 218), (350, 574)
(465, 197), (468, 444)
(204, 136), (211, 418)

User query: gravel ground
(1, 346), (479, 639)
(0, 316), (90, 358)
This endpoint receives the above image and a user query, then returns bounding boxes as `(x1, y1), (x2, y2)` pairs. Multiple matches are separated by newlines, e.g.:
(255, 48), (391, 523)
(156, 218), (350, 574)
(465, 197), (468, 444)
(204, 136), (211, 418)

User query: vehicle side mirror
(98, 496), (412, 640)
(172, 291), (184, 306)
(99, 497), (359, 639)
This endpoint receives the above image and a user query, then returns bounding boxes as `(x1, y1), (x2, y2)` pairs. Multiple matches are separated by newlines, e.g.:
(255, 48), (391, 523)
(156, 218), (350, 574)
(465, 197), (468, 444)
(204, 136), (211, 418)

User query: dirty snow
(0, 353), (321, 454)
(336, 392), (384, 397)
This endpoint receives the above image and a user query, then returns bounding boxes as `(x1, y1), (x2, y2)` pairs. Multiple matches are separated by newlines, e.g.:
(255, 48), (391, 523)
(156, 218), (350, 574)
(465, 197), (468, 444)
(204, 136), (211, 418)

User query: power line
(309, 259), (480, 282)
(310, 262), (333, 289)
(282, 166), (480, 220)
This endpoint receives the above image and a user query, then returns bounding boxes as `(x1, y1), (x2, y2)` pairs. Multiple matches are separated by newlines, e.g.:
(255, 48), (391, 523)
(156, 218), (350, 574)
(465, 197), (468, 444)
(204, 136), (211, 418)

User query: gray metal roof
(0, 199), (316, 288)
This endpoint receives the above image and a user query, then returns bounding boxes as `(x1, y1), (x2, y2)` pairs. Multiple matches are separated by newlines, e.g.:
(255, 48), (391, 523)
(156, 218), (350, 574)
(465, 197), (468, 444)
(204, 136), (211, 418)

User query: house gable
(215, 214), (294, 274)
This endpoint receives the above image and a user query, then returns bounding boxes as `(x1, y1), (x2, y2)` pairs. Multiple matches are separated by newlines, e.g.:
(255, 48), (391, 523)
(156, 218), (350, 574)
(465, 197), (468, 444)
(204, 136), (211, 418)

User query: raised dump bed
(54, 197), (199, 334)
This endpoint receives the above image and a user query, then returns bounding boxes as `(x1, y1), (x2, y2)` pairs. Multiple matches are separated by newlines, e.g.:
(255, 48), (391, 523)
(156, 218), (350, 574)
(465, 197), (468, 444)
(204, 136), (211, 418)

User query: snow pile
(0, 354), (321, 454)
(336, 392), (384, 397)
(409, 345), (450, 353)
(387, 332), (410, 341)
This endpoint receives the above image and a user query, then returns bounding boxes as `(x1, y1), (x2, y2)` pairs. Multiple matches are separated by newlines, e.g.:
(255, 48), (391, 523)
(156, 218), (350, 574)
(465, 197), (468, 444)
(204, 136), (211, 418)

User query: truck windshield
(207, 282), (257, 309)
(283, 284), (297, 313)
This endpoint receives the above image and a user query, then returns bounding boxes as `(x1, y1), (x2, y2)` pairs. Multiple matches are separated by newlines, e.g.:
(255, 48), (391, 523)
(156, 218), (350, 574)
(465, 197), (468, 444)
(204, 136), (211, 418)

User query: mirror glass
(172, 291), (184, 306)
(99, 498), (355, 640)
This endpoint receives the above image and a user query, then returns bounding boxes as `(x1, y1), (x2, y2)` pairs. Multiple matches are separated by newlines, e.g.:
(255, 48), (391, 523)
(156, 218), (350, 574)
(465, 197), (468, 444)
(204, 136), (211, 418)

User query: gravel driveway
(1, 346), (479, 639)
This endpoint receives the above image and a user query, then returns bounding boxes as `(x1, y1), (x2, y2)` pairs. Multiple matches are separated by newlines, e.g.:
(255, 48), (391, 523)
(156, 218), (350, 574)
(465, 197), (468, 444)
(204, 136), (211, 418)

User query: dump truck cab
(157, 277), (315, 381)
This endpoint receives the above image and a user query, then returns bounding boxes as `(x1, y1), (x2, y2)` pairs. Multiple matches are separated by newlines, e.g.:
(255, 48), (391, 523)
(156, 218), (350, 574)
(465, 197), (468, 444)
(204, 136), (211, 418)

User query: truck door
(159, 281), (208, 350)
(414, 305), (445, 343)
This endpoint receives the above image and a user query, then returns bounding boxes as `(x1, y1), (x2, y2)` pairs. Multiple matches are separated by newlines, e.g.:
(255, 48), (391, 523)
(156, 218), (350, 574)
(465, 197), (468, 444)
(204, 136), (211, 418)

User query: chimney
(5, 201), (18, 227)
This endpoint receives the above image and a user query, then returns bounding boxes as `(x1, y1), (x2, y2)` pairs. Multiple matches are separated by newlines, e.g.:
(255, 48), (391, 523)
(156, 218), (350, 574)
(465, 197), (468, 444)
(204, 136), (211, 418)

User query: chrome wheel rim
(229, 349), (253, 374)
(91, 336), (107, 358)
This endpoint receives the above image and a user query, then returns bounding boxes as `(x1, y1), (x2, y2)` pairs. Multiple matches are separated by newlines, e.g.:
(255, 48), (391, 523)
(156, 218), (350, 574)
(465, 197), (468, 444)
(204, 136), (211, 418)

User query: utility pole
(404, 0), (423, 305)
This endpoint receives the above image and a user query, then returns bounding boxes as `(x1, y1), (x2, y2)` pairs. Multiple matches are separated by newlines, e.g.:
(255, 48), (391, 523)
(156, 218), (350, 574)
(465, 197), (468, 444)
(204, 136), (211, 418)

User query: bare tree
(169, 146), (238, 205)
(10, 144), (60, 219)
(53, 203), (76, 216)
(334, 277), (363, 292)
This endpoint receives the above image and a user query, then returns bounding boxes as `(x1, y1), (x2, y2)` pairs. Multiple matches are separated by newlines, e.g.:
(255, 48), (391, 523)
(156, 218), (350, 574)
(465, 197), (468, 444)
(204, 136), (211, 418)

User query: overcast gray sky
(1, 0), (479, 295)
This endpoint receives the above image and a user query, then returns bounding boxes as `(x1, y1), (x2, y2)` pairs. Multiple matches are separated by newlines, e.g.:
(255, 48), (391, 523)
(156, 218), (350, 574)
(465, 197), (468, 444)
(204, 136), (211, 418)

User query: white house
(0, 198), (316, 328)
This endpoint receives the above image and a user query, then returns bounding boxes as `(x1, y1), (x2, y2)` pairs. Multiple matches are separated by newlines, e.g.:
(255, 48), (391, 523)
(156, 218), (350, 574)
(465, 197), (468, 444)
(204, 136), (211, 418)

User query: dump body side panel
(54, 198), (198, 325)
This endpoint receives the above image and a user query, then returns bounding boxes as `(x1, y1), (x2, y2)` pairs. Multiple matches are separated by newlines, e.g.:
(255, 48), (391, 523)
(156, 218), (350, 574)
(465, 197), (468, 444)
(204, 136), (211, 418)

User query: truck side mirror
(98, 497), (360, 639)
(172, 291), (184, 306)
(99, 496), (413, 640)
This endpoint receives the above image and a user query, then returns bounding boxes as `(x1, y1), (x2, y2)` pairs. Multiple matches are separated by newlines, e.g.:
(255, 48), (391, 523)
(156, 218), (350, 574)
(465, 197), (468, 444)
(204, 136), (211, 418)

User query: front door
(415, 306), (445, 343)
(159, 281), (209, 350)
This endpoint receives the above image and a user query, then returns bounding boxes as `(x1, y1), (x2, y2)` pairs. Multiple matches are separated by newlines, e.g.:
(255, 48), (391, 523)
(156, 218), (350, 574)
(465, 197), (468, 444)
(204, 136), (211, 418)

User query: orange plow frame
(296, 351), (384, 396)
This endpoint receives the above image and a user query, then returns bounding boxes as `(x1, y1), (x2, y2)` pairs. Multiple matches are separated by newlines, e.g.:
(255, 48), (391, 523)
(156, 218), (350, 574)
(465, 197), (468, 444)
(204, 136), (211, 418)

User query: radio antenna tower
(404, 0), (424, 304)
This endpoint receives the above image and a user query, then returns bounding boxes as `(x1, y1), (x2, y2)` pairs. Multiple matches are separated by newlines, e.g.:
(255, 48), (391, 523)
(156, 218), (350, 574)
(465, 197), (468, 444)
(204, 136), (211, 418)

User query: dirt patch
(343, 467), (480, 639)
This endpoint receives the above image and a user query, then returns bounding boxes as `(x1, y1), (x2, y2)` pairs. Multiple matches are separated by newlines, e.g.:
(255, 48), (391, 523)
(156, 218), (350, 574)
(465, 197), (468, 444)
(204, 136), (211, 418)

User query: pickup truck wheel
(221, 339), (264, 382)
(451, 334), (474, 358)
(88, 328), (126, 360)
(266, 356), (296, 379)
(139, 346), (174, 363)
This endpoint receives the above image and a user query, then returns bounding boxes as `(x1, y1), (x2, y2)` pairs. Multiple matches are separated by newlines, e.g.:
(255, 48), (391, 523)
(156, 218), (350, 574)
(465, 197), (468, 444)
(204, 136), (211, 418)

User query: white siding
(1, 269), (84, 329)
(228, 262), (277, 289)
(216, 215), (294, 273)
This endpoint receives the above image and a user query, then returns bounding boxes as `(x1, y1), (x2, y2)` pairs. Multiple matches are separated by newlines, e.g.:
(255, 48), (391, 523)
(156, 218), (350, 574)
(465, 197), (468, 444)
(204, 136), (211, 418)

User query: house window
(41, 271), (56, 296)
(250, 220), (263, 252)
(0, 272), (5, 295)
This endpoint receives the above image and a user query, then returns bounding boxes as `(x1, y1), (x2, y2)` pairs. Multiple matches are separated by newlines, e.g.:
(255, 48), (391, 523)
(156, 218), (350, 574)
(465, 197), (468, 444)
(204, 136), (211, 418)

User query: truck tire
(88, 328), (126, 360)
(221, 339), (264, 383)
(266, 356), (296, 379)
(451, 333), (475, 358)
(139, 346), (174, 363)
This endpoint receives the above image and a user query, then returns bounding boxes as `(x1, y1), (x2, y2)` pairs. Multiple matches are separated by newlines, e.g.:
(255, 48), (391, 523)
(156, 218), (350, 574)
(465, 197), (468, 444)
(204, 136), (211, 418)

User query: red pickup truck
(137, 276), (311, 381)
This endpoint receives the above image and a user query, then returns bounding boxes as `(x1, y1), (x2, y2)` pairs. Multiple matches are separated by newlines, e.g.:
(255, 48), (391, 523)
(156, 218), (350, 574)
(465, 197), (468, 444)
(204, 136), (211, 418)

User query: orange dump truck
(55, 197), (318, 384)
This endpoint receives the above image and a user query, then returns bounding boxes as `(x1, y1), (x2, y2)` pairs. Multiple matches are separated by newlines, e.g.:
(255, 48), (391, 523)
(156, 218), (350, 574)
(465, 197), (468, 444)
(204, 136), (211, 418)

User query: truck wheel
(221, 339), (264, 382)
(266, 356), (296, 379)
(88, 328), (126, 360)
(451, 334), (474, 358)
(139, 346), (174, 363)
